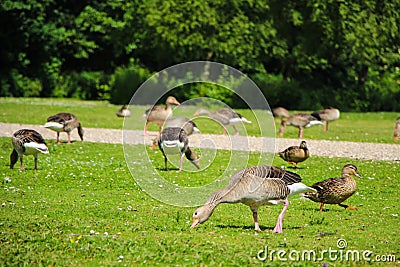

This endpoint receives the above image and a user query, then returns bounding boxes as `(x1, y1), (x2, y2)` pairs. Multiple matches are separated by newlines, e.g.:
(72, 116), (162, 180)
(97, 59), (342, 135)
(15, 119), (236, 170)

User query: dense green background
(1, 0), (400, 111)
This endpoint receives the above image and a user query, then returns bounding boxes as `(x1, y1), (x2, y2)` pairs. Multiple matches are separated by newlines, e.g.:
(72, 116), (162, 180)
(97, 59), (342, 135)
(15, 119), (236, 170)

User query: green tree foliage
(1, 0), (399, 110)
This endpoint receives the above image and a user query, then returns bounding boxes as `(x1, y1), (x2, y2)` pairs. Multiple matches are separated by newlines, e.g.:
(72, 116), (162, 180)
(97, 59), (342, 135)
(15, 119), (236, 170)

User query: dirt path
(1, 122), (399, 161)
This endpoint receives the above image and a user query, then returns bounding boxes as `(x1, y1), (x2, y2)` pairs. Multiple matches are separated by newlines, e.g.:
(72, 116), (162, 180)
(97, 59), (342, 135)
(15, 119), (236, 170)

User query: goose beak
(191, 219), (200, 228)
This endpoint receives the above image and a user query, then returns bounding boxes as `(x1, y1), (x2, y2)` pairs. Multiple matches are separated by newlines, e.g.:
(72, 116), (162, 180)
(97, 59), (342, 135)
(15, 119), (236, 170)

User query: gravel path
(1, 122), (399, 161)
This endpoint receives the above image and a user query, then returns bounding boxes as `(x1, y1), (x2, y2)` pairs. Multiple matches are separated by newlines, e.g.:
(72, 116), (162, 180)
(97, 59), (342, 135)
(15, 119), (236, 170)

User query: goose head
(191, 205), (214, 228)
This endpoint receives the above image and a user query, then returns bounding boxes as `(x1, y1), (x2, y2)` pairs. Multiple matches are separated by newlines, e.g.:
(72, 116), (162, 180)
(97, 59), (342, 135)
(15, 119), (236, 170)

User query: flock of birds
(8, 97), (398, 233)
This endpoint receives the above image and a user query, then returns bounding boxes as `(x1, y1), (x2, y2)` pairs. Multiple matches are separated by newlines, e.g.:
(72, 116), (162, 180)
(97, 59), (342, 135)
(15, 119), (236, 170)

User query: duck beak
(191, 219), (200, 228)
(355, 172), (362, 178)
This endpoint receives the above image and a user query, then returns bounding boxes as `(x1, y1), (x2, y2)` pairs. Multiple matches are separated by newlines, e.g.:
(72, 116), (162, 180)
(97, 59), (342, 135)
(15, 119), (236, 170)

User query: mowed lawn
(0, 98), (399, 266)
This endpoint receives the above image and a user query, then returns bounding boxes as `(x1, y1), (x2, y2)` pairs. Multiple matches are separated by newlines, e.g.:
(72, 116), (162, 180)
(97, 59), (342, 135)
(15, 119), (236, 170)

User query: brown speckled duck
(158, 127), (200, 171)
(44, 113), (84, 144)
(278, 141), (309, 168)
(311, 107), (340, 131)
(10, 129), (49, 170)
(143, 96), (180, 136)
(191, 165), (316, 233)
(303, 164), (362, 211)
(394, 117), (400, 142)
(279, 113), (323, 138)
(194, 108), (251, 135)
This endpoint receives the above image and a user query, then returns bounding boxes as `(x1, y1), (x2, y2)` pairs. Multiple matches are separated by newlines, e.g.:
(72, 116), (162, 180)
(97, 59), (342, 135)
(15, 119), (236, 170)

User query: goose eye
(194, 212), (198, 216)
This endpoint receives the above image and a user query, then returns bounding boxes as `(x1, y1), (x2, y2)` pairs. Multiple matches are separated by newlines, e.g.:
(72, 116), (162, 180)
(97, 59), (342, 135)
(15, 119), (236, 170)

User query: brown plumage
(279, 113), (323, 138)
(44, 113), (84, 144)
(394, 117), (400, 142)
(10, 129), (49, 170)
(158, 127), (200, 171)
(272, 107), (290, 121)
(303, 164), (362, 211)
(116, 105), (131, 117)
(191, 165), (316, 233)
(311, 107), (340, 131)
(194, 108), (251, 135)
(143, 96), (180, 136)
(165, 117), (200, 136)
(278, 141), (309, 168)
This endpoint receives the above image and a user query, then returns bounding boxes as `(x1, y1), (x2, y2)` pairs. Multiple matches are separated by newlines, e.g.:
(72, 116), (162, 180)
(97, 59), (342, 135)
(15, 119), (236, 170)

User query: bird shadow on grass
(155, 167), (180, 172)
(215, 224), (302, 231)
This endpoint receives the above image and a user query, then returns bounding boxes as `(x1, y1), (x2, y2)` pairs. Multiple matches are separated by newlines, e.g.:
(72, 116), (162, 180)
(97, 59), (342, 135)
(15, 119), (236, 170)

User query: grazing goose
(143, 96), (180, 136)
(303, 164), (362, 211)
(165, 117), (200, 136)
(311, 107), (340, 131)
(193, 108), (251, 135)
(278, 140), (309, 168)
(394, 117), (400, 142)
(158, 127), (200, 171)
(44, 113), (84, 144)
(272, 107), (290, 122)
(279, 113), (323, 138)
(10, 129), (49, 170)
(191, 165), (316, 233)
(116, 105), (131, 117)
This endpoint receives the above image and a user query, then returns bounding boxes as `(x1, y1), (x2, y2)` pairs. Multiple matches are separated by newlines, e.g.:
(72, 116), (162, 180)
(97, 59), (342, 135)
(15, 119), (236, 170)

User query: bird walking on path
(191, 165), (316, 233)
(311, 108), (340, 132)
(279, 113), (322, 138)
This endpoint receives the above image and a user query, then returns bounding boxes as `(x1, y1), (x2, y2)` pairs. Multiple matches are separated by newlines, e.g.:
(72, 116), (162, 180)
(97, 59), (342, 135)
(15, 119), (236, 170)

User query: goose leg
(324, 122), (328, 132)
(252, 210), (261, 231)
(232, 125), (239, 136)
(273, 200), (289, 233)
(319, 203), (325, 212)
(34, 156), (38, 170)
(222, 127), (227, 136)
(19, 157), (25, 171)
(67, 133), (72, 144)
(56, 132), (61, 144)
(164, 155), (168, 171)
(179, 155), (184, 172)
(298, 128), (303, 138)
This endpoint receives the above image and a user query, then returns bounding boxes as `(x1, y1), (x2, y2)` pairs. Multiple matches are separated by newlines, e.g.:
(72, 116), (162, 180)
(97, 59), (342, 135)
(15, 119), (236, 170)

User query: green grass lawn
(0, 97), (399, 143)
(0, 137), (398, 266)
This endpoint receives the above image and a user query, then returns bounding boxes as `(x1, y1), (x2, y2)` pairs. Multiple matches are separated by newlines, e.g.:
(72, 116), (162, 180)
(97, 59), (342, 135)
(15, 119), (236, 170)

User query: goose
(143, 96), (180, 136)
(394, 117), (400, 142)
(302, 164), (362, 211)
(278, 140), (309, 168)
(193, 108), (252, 135)
(272, 107), (290, 122)
(191, 165), (316, 233)
(165, 117), (200, 136)
(158, 127), (200, 171)
(311, 107), (340, 131)
(279, 113), (322, 138)
(44, 113), (84, 144)
(10, 129), (49, 170)
(116, 105), (131, 117)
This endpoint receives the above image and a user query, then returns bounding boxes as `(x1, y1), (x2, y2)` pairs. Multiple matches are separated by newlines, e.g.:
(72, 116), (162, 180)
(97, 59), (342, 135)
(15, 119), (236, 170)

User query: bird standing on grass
(194, 108), (251, 136)
(303, 164), (362, 211)
(191, 165), (316, 233)
(143, 96), (180, 136)
(10, 129), (49, 170)
(158, 127), (200, 171)
(311, 107), (340, 132)
(278, 140), (310, 168)
(44, 112), (84, 144)
(116, 105), (131, 117)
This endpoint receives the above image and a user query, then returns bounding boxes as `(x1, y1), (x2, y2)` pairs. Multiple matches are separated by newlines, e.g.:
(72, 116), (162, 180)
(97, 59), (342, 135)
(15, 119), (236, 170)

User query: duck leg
(319, 203), (325, 212)
(273, 200), (289, 233)
(338, 203), (358, 210)
(252, 210), (261, 231)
